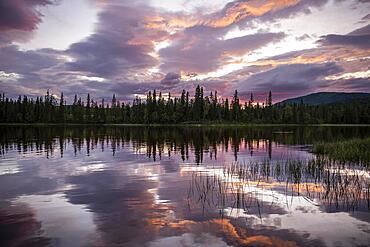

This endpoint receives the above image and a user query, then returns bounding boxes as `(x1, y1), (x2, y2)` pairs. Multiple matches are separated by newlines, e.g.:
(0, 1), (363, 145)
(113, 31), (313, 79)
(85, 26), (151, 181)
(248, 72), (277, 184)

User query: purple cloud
(0, 0), (54, 44)
(0, 0), (52, 31)
(161, 72), (181, 86)
(319, 24), (370, 49)
(66, 3), (168, 79)
(0, 45), (59, 73)
(0, 0), (369, 103)
(159, 29), (285, 73)
(237, 63), (343, 101)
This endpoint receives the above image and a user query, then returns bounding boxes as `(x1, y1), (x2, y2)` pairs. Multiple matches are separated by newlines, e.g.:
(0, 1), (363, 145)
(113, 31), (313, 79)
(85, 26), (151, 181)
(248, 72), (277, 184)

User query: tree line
(1, 86), (369, 124)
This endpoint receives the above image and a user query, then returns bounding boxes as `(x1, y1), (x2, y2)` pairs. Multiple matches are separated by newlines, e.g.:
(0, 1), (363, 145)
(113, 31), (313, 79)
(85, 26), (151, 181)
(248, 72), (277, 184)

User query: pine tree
(58, 92), (65, 122)
(268, 91), (272, 107)
(249, 92), (254, 107)
(86, 93), (91, 122)
(231, 90), (240, 121)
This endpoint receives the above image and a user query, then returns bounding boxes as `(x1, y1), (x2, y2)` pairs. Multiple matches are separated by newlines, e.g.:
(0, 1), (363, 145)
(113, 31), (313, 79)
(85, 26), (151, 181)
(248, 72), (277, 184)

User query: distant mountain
(277, 92), (370, 105)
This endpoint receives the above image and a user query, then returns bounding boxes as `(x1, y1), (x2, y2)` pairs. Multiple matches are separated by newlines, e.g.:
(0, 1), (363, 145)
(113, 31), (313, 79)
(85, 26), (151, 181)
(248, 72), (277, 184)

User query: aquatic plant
(187, 158), (370, 215)
(313, 138), (370, 166)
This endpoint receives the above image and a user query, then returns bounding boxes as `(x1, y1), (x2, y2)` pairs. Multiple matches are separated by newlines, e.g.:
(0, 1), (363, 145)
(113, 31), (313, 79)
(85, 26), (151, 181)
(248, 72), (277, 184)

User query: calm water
(1, 126), (370, 247)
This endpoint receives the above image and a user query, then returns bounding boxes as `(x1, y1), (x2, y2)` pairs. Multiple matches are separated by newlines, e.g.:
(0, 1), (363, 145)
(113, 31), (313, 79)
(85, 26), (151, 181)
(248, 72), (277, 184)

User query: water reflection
(188, 159), (370, 212)
(1, 125), (368, 163)
(187, 160), (370, 246)
(0, 126), (370, 247)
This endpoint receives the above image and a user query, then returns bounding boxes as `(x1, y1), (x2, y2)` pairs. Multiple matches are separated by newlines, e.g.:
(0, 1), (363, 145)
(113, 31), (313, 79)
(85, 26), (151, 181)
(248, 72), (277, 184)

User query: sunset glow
(0, 0), (369, 102)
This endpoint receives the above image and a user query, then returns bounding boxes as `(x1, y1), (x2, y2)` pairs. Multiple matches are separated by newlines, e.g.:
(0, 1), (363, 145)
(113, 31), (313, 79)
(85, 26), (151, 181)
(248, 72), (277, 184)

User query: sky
(0, 0), (369, 102)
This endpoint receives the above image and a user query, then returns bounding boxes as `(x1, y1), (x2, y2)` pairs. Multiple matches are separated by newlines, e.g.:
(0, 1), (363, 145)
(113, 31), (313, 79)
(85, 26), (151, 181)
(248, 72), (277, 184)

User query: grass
(313, 138), (370, 166)
(188, 158), (370, 214)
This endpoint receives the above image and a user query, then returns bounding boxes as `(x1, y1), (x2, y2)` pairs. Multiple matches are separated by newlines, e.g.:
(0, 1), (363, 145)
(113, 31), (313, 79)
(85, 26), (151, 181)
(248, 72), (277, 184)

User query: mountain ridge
(277, 92), (370, 105)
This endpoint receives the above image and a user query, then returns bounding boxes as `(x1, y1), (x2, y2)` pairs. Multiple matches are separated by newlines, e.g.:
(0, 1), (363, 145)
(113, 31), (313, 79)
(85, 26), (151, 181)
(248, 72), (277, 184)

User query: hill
(277, 92), (370, 105)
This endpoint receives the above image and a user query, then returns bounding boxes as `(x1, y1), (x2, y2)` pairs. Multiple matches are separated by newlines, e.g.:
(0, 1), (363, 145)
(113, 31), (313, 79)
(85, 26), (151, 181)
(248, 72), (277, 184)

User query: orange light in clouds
(248, 47), (370, 69)
(167, 218), (298, 247)
(144, 0), (300, 32)
(144, 14), (198, 31)
(207, 0), (299, 28)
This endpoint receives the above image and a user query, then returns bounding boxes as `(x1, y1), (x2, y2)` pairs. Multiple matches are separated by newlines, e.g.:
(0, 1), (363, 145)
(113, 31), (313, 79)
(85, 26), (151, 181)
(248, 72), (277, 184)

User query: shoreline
(1, 123), (370, 127)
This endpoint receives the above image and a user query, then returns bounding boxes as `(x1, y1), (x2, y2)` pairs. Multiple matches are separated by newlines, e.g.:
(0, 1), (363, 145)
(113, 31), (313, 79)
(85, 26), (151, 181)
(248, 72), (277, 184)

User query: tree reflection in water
(2, 125), (370, 164)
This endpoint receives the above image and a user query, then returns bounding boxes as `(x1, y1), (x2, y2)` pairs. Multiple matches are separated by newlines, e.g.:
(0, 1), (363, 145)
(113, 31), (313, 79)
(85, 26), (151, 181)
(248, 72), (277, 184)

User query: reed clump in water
(188, 158), (370, 214)
(313, 138), (370, 166)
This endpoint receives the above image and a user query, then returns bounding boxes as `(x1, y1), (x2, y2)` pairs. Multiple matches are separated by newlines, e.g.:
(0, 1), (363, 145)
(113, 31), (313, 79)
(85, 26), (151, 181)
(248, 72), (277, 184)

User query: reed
(188, 158), (370, 214)
(313, 138), (370, 166)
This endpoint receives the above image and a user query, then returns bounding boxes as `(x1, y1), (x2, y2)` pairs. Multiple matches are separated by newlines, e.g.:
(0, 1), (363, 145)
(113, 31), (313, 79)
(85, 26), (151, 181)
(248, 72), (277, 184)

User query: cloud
(237, 63), (343, 100)
(161, 72), (181, 85)
(349, 24), (370, 36)
(361, 14), (370, 20)
(229, 0), (330, 30)
(0, 71), (22, 81)
(159, 29), (285, 73)
(326, 78), (370, 91)
(0, 43), (158, 101)
(325, 70), (370, 81)
(155, 0), (334, 75)
(66, 3), (168, 80)
(0, 0), (54, 44)
(109, 81), (161, 100)
(0, 0), (52, 31)
(1, 0), (369, 102)
(319, 34), (370, 49)
(205, 0), (300, 28)
(318, 24), (370, 49)
(296, 34), (312, 41)
(0, 44), (63, 97)
(0, 45), (59, 74)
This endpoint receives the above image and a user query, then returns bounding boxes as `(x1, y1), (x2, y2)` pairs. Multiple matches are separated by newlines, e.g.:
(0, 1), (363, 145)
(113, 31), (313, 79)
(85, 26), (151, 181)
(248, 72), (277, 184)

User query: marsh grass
(188, 158), (370, 215)
(313, 138), (370, 166)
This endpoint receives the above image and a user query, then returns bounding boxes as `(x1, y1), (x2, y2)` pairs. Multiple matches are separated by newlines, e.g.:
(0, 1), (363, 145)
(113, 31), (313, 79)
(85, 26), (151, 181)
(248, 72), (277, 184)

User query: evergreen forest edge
(1, 85), (370, 124)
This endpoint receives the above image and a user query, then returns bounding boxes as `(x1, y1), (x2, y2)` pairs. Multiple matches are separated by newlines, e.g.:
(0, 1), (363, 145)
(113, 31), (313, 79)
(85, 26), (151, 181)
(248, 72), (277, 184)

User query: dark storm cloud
(237, 63), (343, 100)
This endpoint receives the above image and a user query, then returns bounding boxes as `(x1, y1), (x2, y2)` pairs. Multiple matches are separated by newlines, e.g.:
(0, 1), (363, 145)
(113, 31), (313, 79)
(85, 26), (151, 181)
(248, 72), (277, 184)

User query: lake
(1, 125), (370, 247)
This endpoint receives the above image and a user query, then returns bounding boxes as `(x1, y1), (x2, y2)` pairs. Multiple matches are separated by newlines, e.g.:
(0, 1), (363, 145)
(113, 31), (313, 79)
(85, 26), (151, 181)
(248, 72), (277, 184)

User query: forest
(1, 85), (370, 124)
